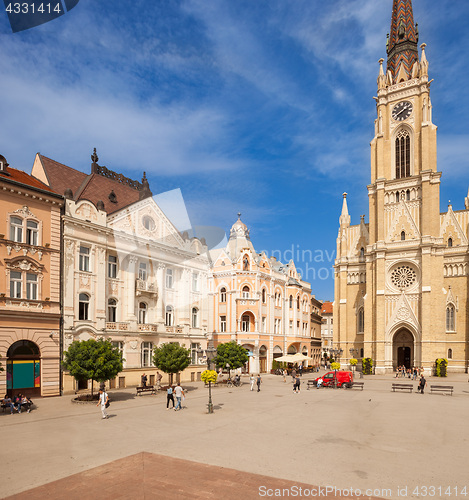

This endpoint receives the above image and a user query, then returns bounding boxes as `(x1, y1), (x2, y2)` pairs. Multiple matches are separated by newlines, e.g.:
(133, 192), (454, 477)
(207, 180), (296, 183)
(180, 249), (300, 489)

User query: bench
(351, 382), (364, 390)
(136, 385), (156, 395)
(392, 383), (413, 393)
(2, 400), (34, 413)
(430, 385), (453, 396)
(306, 380), (316, 390)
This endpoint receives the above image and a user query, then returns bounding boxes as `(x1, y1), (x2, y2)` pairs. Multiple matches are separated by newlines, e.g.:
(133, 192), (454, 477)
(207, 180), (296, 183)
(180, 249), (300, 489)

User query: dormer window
(109, 190), (117, 203)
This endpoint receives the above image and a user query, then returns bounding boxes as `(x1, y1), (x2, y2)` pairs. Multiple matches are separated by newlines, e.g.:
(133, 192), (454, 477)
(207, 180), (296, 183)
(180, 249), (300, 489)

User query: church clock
(392, 101), (413, 121)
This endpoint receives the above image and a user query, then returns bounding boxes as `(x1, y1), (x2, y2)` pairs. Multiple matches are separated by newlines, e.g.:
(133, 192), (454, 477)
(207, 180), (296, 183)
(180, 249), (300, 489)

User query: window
(192, 273), (199, 292)
(401, 231), (406, 241)
(241, 315), (250, 332)
(289, 295), (293, 308)
(447, 348), (453, 359)
(166, 269), (173, 288)
(395, 129), (411, 179)
(448, 238), (453, 248)
(220, 287), (227, 303)
(26, 273), (37, 300)
(138, 263), (147, 281)
(108, 255), (118, 279)
(262, 288), (266, 303)
(289, 320), (293, 332)
(165, 305), (174, 326)
(10, 271), (22, 298)
(220, 315), (226, 332)
(142, 216), (155, 231)
(358, 308), (364, 333)
(406, 189), (410, 201)
(10, 217), (23, 243)
(242, 286), (250, 298)
(262, 316), (266, 333)
(141, 342), (153, 367)
(360, 348), (364, 358)
(26, 221), (38, 246)
(360, 247), (365, 260)
(138, 302), (147, 324)
(274, 318), (281, 334)
(446, 305), (455, 332)
(111, 341), (124, 358)
(297, 296), (300, 310)
(79, 293), (90, 320)
(275, 292), (281, 307)
(192, 307), (198, 328)
(191, 342), (200, 365)
(108, 299), (117, 322)
(79, 246), (90, 272)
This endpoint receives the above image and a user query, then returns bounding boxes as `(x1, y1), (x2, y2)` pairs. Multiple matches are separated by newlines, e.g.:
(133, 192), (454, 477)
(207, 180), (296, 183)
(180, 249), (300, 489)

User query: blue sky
(1, 0), (468, 300)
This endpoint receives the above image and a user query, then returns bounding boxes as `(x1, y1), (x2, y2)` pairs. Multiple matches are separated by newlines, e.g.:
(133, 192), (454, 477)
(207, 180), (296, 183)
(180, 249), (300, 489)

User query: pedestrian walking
(166, 385), (175, 409)
(283, 369), (287, 383)
(293, 376), (300, 393)
(250, 374), (255, 391)
(256, 374), (262, 392)
(96, 389), (109, 419)
(174, 383), (184, 411)
(412, 367), (417, 380)
(417, 375), (427, 394)
(141, 373), (147, 387)
(298, 363), (303, 377)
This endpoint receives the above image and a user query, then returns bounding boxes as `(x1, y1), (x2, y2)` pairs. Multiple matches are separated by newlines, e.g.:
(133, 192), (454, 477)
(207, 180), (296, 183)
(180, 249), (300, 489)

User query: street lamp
(198, 341), (217, 414)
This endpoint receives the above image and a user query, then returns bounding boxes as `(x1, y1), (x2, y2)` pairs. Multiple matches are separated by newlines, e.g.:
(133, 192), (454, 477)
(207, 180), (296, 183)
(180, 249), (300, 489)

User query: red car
(314, 371), (354, 388)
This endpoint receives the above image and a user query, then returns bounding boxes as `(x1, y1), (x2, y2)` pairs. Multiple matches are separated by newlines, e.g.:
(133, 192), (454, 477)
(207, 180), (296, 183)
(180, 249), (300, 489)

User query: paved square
(2, 373), (468, 499)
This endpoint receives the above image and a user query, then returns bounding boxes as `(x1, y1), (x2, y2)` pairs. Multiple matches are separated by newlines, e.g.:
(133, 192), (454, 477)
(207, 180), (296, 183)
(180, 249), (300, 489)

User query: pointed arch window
(358, 308), (364, 333)
(289, 295), (293, 308)
(395, 129), (411, 179)
(448, 238), (453, 248)
(447, 348), (453, 359)
(262, 288), (266, 304)
(242, 286), (250, 299)
(220, 287), (227, 303)
(401, 231), (406, 241)
(446, 305), (455, 332)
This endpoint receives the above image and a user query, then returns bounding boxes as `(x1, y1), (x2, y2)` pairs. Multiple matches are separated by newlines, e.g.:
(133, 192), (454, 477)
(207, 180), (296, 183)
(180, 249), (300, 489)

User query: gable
(386, 200), (420, 242)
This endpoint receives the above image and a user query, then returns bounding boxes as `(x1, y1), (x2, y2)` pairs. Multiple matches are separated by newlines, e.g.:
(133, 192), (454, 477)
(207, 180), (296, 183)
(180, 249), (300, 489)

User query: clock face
(392, 101), (413, 121)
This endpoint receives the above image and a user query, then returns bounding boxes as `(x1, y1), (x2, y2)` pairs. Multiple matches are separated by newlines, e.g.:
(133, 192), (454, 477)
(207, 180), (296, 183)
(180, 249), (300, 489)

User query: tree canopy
(63, 339), (124, 395)
(152, 342), (191, 383)
(215, 341), (249, 371)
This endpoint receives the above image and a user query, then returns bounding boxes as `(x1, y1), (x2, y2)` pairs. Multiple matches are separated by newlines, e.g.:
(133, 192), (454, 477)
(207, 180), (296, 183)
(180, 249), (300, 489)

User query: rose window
(390, 265), (417, 289)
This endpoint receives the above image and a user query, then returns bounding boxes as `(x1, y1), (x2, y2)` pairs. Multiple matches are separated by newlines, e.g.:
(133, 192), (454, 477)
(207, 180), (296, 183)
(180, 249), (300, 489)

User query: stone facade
(334, 1), (469, 374)
(210, 216), (315, 373)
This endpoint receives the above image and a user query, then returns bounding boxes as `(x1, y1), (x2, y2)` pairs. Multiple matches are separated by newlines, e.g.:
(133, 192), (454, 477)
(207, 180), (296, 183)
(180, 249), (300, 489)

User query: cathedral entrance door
(393, 329), (414, 370)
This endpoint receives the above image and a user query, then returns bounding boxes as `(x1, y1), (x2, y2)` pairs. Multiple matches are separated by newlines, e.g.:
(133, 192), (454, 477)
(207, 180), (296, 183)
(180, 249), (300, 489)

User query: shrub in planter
(201, 370), (218, 384)
(331, 362), (340, 371)
(435, 358), (448, 377)
(362, 357), (373, 375)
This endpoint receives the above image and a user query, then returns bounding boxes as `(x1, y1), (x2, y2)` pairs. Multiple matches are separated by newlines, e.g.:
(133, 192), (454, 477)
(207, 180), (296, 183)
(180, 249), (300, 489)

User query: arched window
(406, 189), (410, 201)
(358, 308), (364, 333)
(220, 287), (227, 303)
(262, 288), (266, 303)
(448, 238), (453, 248)
(165, 305), (174, 326)
(401, 231), (406, 241)
(395, 129), (411, 179)
(289, 295), (293, 308)
(360, 348), (364, 358)
(447, 348), (453, 359)
(108, 298), (117, 322)
(360, 247), (365, 260)
(242, 286), (250, 298)
(446, 305), (455, 332)
(396, 191), (400, 202)
(138, 302), (147, 324)
(297, 296), (300, 310)
(192, 307), (198, 328)
(79, 293), (90, 320)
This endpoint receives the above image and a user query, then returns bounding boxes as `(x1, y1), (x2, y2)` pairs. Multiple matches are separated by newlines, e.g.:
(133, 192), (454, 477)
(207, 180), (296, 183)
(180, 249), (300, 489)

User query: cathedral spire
(339, 192), (351, 227)
(387, 0), (419, 83)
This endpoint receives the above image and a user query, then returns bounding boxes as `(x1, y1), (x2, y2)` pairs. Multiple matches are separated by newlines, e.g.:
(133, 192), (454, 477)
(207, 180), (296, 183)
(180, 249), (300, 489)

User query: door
(397, 347), (411, 368)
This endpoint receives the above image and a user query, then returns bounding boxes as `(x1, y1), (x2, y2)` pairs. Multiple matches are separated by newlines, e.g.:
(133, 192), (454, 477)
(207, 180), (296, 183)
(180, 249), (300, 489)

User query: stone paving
(2, 371), (469, 499)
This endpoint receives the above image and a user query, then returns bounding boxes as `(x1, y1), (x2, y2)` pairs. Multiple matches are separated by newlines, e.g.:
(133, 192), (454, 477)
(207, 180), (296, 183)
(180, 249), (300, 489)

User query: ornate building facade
(32, 151), (209, 391)
(0, 155), (63, 397)
(334, 0), (469, 373)
(210, 215), (315, 373)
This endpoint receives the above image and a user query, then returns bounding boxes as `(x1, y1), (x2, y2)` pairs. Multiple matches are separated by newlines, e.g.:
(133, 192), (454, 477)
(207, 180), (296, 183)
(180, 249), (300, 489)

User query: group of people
(2, 393), (32, 414)
(141, 372), (163, 388)
(249, 374), (262, 392)
(395, 366), (423, 380)
(166, 383), (185, 411)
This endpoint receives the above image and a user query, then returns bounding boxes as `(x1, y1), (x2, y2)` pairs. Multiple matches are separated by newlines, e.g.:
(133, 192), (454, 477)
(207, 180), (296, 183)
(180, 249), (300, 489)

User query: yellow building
(210, 215), (314, 373)
(0, 155), (63, 396)
(334, 0), (468, 374)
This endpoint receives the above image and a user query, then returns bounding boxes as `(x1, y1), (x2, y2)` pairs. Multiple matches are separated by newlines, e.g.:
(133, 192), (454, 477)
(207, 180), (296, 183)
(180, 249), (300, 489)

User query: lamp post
(226, 362), (230, 382)
(198, 341), (217, 414)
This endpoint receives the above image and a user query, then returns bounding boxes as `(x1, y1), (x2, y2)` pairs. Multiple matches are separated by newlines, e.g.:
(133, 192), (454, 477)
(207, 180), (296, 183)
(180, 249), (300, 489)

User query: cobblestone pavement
(2, 371), (468, 499)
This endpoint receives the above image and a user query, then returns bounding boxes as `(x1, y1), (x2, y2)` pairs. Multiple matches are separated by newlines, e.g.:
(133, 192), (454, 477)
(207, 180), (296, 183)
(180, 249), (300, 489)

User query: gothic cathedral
(334, 0), (468, 374)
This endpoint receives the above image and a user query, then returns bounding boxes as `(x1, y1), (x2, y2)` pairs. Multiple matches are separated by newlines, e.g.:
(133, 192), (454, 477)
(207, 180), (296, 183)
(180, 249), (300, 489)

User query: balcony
(135, 279), (157, 296)
(105, 322), (129, 331)
(138, 324), (158, 333)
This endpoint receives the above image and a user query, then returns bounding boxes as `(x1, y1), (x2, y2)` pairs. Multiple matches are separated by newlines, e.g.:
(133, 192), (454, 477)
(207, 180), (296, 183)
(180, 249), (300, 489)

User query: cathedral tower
(334, 0), (469, 374)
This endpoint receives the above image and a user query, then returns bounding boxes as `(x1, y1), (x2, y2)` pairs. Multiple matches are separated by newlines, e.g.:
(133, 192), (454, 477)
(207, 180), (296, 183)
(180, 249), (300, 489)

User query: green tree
(215, 341), (249, 375)
(152, 342), (191, 384)
(63, 339), (124, 396)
